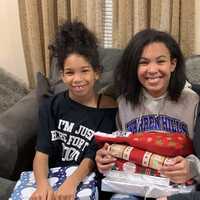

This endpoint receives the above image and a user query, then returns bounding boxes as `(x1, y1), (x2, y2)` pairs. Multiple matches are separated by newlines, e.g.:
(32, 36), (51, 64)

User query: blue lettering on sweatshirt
(126, 114), (188, 135)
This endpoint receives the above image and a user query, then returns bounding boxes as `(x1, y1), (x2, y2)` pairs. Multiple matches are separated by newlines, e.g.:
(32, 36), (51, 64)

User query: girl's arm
(33, 151), (49, 187)
(54, 158), (94, 199)
(67, 157), (94, 184)
(30, 151), (53, 200)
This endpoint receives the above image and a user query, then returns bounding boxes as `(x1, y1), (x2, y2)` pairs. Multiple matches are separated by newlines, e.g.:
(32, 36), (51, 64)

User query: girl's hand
(95, 143), (116, 174)
(54, 177), (77, 200)
(30, 183), (54, 200)
(160, 156), (191, 183)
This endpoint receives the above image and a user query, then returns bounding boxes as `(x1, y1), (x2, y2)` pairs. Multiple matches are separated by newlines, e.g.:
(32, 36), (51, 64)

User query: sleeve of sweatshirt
(186, 154), (200, 183)
(193, 101), (200, 160)
(187, 101), (200, 183)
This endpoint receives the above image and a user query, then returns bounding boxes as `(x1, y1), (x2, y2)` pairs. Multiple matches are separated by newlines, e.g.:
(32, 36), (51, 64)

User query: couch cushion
(185, 55), (200, 84)
(3, 72), (63, 180)
(0, 177), (16, 200)
(0, 90), (38, 180)
(0, 68), (28, 114)
(0, 124), (17, 178)
(96, 48), (123, 91)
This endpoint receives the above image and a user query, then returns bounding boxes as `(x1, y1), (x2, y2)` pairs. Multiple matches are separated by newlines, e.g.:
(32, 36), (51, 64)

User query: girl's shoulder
(117, 95), (130, 107)
(40, 91), (67, 113)
(181, 87), (200, 102)
(98, 95), (118, 109)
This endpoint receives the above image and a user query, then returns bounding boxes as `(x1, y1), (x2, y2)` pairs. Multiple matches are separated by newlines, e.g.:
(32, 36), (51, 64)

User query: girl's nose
(73, 73), (82, 82)
(148, 62), (157, 73)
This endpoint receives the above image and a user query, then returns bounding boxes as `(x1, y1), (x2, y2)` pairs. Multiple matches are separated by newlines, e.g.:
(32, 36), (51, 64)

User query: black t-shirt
(36, 91), (117, 168)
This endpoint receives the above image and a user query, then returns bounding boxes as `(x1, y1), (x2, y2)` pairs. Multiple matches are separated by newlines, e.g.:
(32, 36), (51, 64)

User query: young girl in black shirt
(30, 21), (117, 200)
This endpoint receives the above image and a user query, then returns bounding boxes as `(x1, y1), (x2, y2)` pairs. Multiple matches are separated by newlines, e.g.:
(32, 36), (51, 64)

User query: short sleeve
(35, 99), (52, 155)
(82, 137), (98, 162)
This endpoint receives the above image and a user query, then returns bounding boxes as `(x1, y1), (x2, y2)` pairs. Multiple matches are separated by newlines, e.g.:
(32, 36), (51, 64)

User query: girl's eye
(82, 69), (90, 73)
(139, 61), (148, 65)
(64, 71), (73, 76)
(157, 60), (166, 64)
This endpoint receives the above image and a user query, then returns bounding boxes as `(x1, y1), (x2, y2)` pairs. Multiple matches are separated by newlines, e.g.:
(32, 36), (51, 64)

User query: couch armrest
(0, 90), (38, 180)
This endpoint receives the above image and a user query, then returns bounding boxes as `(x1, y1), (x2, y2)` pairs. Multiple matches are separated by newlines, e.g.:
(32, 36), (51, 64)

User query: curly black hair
(54, 20), (101, 72)
(114, 28), (186, 105)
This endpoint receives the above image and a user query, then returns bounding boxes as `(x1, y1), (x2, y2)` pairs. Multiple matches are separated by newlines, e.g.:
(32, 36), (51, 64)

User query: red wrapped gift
(108, 144), (171, 170)
(95, 131), (193, 157)
(114, 159), (161, 176)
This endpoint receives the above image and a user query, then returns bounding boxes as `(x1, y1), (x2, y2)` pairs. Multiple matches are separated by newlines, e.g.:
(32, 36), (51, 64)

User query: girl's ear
(94, 68), (101, 80)
(170, 58), (177, 72)
(95, 72), (100, 80)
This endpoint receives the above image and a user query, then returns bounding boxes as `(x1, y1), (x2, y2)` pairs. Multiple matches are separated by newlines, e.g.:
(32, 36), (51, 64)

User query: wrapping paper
(114, 159), (160, 176)
(95, 131), (193, 156)
(9, 166), (98, 200)
(108, 144), (171, 170)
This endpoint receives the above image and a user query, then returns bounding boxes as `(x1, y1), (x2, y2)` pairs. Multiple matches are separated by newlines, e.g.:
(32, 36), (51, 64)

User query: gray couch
(0, 48), (200, 200)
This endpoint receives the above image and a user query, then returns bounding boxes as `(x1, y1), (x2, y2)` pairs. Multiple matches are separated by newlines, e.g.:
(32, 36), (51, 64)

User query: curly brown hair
(54, 20), (101, 72)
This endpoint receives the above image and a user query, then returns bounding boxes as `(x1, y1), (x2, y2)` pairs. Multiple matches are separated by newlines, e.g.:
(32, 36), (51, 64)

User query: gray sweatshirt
(117, 87), (200, 183)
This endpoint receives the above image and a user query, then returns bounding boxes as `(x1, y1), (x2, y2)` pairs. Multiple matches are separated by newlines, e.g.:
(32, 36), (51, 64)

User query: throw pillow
(36, 72), (66, 100)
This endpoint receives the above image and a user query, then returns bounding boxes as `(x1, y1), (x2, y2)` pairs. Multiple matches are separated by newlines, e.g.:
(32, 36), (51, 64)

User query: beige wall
(0, 0), (28, 86)
(195, 0), (200, 54)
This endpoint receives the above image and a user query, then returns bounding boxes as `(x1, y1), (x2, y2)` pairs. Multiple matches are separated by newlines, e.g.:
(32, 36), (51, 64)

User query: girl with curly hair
(31, 21), (117, 200)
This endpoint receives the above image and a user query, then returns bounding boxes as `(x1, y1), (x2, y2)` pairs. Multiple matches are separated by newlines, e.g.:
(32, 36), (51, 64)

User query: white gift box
(102, 170), (194, 198)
